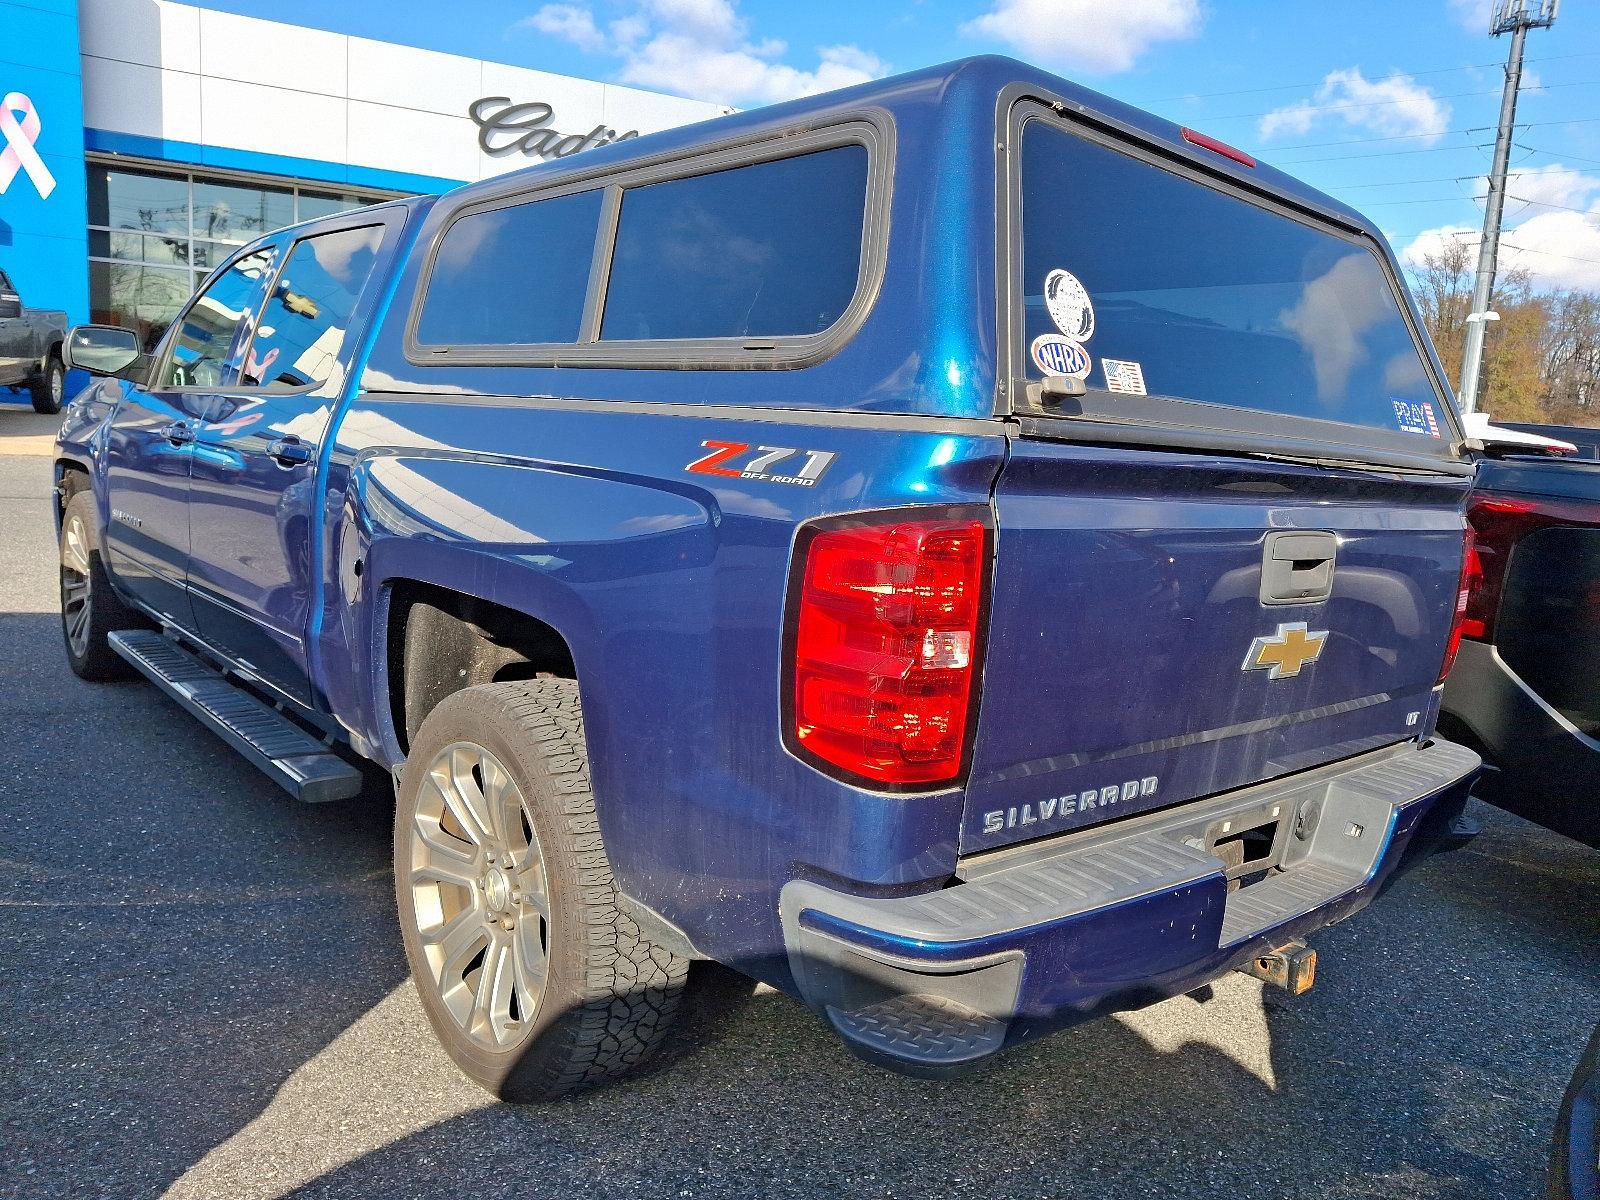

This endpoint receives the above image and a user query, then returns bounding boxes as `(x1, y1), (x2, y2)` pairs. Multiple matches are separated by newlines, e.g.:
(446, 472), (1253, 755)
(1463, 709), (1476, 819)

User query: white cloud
(520, 1), (888, 106)
(1495, 163), (1600, 212)
(960, 0), (1200, 74)
(1400, 190), (1600, 292)
(519, 5), (607, 53)
(1448, 0), (1494, 32)
(1258, 69), (1451, 144)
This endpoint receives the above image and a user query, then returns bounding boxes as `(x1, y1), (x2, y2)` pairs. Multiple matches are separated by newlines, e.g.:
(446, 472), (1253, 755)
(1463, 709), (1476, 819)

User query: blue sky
(189, 0), (1600, 289)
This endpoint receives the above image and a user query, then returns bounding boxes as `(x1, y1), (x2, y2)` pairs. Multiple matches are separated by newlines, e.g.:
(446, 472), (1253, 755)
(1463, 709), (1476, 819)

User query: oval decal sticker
(1031, 333), (1091, 378)
(1043, 269), (1095, 342)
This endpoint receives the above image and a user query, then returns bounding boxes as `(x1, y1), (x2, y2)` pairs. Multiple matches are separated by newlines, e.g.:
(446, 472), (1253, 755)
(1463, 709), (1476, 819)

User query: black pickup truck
(1439, 421), (1600, 849)
(0, 266), (68, 413)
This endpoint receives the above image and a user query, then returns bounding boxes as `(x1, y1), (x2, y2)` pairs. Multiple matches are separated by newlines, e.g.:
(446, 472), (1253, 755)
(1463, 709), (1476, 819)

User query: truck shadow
(4, 599), (1597, 1199)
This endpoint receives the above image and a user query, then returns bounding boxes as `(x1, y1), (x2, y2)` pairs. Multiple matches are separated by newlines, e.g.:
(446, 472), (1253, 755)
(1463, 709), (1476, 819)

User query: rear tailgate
(966, 100), (1472, 853)
(962, 442), (1468, 852)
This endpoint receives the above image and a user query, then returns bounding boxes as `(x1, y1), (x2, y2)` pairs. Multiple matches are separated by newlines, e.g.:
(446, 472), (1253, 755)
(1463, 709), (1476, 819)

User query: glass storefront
(86, 160), (402, 348)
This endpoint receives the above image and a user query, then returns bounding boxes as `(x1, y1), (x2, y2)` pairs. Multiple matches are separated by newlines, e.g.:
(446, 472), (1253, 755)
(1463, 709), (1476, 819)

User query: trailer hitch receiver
(1242, 940), (1317, 995)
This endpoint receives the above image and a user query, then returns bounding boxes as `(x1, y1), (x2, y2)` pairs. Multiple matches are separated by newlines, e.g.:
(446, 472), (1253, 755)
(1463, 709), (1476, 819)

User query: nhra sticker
(1043, 269), (1095, 342)
(1031, 333), (1091, 378)
(1102, 358), (1147, 395)
(1392, 398), (1441, 438)
(686, 440), (837, 486)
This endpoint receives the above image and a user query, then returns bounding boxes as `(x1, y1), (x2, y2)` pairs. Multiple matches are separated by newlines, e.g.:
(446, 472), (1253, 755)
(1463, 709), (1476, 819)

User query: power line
(1336, 171), (1519, 189)
(1268, 126), (1489, 152)
(1275, 142), (1492, 165)
(1500, 241), (1600, 268)
(1506, 194), (1600, 215)
(1152, 49), (1600, 104)
(1207, 86), (1505, 124)
(1200, 81), (1600, 127)
(1272, 117), (1600, 164)
(1519, 144), (1600, 169)
(1360, 195), (1490, 207)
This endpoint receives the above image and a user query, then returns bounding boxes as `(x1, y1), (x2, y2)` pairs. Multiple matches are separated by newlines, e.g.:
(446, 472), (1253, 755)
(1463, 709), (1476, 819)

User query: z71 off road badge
(1242, 621), (1327, 679)
(686, 440), (836, 487)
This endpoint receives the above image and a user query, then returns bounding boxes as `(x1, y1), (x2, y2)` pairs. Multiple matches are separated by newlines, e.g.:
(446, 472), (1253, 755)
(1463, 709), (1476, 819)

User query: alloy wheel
(407, 742), (551, 1051)
(60, 513), (92, 658)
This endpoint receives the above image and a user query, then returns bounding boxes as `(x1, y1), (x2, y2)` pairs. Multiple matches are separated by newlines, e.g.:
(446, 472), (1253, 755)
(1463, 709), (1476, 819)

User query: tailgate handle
(1260, 531), (1337, 605)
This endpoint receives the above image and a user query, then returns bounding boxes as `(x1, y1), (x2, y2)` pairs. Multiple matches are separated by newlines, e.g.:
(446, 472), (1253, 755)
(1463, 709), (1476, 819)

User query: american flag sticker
(1392, 398), (1442, 438)
(1102, 359), (1147, 395)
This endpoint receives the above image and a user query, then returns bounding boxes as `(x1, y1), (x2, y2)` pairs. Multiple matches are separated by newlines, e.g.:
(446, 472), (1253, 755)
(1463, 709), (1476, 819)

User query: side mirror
(63, 324), (146, 381)
(0, 297), (21, 319)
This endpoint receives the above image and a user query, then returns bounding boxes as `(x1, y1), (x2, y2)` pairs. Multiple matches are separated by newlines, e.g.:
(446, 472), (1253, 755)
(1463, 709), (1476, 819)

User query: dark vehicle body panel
(1441, 440), (1600, 848)
(0, 268), (66, 390)
(54, 56), (1477, 1055)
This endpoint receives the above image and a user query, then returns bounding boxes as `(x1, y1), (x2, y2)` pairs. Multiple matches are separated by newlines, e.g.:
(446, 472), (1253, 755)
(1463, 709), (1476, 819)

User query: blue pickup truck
(52, 57), (1480, 1099)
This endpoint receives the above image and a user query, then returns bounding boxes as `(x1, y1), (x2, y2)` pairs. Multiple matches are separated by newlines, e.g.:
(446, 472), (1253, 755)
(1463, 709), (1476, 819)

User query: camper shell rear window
(1011, 108), (1458, 459)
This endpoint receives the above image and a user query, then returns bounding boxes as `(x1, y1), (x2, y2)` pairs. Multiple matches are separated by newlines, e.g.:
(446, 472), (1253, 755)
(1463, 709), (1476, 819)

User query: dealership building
(1, 0), (729, 345)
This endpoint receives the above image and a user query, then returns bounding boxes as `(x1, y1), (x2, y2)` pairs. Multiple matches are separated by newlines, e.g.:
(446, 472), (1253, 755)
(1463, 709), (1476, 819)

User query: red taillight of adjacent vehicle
(1459, 494), (1600, 646)
(788, 513), (989, 788)
(1439, 526), (1480, 682)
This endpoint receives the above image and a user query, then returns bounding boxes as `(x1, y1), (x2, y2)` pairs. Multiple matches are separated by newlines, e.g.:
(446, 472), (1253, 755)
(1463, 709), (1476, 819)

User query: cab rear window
(1019, 120), (1445, 442)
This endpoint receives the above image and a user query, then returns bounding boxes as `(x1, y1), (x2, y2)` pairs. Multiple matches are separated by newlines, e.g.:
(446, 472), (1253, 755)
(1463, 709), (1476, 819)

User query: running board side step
(108, 629), (362, 803)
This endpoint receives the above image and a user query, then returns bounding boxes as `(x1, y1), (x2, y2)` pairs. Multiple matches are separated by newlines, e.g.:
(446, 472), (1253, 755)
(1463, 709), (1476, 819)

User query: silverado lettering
(983, 776), (1160, 836)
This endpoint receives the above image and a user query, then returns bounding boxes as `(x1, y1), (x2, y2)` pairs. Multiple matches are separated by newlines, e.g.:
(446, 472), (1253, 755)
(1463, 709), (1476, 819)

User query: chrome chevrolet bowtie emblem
(1242, 622), (1328, 679)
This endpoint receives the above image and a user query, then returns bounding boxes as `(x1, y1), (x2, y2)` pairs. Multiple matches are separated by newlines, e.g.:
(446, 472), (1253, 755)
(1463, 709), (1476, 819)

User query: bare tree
(1406, 239), (1600, 427)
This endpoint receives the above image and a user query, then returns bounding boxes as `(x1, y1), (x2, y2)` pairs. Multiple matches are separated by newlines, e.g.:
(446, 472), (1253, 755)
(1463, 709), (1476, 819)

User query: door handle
(1260, 531), (1338, 605)
(162, 421), (195, 446)
(267, 435), (312, 468)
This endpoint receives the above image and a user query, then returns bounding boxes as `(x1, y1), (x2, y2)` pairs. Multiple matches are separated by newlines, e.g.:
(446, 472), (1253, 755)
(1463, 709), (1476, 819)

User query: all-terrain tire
(30, 355), (64, 415)
(394, 679), (689, 1101)
(59, 489), (143, 680)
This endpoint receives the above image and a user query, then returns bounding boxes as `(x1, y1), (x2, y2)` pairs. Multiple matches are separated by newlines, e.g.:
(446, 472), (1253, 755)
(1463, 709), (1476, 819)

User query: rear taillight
(1461, 494), (1599, 644)
(1439, 526), (1479, 682)
(787, 512), (989, 788)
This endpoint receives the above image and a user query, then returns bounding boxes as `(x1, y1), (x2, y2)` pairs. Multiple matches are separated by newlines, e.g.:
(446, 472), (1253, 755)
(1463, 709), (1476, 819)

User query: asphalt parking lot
(2, 398), (1598, 1200)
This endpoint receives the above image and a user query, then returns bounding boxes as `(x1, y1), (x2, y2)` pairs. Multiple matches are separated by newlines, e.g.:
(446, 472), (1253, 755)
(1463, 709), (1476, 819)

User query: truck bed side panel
(317, 394), (1006, 974)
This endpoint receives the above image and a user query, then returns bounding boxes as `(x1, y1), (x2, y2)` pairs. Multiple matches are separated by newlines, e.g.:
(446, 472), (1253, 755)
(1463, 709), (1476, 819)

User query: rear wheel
(30, 356), (64, 415)
(394, 679), (689, 1101)
(59, 490), (141, 680)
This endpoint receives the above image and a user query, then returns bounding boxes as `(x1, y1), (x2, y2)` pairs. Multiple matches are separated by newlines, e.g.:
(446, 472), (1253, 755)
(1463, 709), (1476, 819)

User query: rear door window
(1018, 119), (1448, 444)
(600, 145), (868, 342)
(416, 189), (603, 346)
(242, 225), (384, 390)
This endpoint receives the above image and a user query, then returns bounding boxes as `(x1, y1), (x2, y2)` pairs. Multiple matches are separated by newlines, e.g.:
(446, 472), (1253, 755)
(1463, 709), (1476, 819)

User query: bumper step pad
(108, 629), (362, 803)
(828, 994), (1006, 1071)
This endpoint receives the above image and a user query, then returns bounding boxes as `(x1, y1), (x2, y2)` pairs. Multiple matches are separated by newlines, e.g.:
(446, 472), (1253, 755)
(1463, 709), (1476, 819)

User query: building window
(86, 160), (401, 349)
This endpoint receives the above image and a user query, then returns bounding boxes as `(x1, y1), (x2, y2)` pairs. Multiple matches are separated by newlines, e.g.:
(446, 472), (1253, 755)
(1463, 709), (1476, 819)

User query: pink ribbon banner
(0, 92), (57, 200)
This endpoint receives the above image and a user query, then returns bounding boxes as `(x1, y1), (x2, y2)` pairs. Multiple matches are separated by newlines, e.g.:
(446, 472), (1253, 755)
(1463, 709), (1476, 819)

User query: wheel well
(56, 461), (89, 515)
(387, 581), (576, 751)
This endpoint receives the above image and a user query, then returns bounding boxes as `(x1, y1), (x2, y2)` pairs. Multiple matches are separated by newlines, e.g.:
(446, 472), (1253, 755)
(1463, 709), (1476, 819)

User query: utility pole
(1457, 0), (1560, 414)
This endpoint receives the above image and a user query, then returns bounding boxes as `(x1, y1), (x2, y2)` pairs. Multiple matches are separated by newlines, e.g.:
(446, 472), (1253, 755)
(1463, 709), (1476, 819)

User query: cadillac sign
(468, 96), (640, 161)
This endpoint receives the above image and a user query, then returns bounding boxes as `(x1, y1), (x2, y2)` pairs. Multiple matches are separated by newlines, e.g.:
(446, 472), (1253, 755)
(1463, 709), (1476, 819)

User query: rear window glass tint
(1019, 121), (1442, 439)
(417, 189), (602, 345)
(600, 145), (868, 342)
